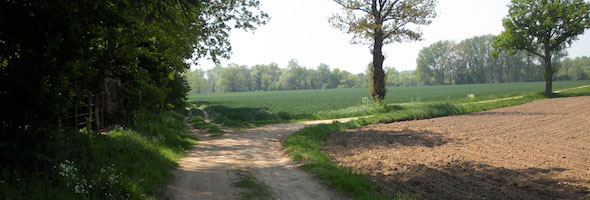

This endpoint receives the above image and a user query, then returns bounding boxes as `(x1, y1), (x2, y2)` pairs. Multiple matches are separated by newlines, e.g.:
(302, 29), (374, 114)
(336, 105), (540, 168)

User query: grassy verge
(0, 110), (195, 199)
(232, 169), (273, 200)
(198, 84), (590, 129)
(198, 103), (288, 129)
(187, 107), (225, 137)
(189, 81), (590, 128)
(188, 115), (225, 137)
(283, 86), (590, 199)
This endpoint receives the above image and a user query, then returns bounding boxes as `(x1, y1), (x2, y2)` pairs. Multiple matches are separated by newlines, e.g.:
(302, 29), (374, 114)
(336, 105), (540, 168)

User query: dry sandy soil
(326, 96), (590, 200)
(166, 115), (355, 200)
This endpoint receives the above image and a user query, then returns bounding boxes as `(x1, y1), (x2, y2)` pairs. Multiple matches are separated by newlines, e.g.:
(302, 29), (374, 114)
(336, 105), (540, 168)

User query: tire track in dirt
(327, 96), (590, 200)
(167, 114), (355, 200)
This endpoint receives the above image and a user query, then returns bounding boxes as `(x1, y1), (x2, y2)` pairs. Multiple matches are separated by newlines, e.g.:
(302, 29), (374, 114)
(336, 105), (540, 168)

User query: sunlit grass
(283, 86), (590, 199)
(190, 80), (590, 128)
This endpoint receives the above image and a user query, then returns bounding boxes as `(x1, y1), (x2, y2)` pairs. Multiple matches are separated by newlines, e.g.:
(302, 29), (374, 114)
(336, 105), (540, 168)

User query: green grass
(232, 169), (273, 200)
(188, 115), (225, 137)
(283, 86), (590, 200)
(189, 81), (590, 128)
(0, 110), (196, 199)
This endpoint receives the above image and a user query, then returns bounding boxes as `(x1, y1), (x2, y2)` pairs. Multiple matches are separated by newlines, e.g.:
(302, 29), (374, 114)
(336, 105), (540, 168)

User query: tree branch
(333, 0), (371, 14)
(382, 0), (400, 21)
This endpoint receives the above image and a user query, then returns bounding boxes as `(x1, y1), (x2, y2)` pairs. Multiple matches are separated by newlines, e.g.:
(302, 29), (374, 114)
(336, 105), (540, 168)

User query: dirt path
(326, 96), (590, 200)
(167, 113), (356, 200)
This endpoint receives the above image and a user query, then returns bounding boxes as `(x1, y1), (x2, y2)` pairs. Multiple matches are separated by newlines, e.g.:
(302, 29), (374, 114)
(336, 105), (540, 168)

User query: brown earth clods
(326, 96), (590, 200)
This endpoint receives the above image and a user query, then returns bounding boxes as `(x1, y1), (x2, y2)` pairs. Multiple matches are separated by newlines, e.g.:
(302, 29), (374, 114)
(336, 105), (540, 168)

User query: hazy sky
(193, 0), (590, 74)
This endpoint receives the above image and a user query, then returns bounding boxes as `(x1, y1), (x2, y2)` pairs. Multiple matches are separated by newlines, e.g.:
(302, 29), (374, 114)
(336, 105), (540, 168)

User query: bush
(0, 111), (195, 199)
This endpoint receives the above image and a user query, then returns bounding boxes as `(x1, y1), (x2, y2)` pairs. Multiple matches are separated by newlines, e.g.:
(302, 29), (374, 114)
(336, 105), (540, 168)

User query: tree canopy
(417, 35), (545, 85)
(0, 0), (268, 134)
(0, 1), (268, 190)
(330, 0), (437, 100)
(493, 0), (590, 92)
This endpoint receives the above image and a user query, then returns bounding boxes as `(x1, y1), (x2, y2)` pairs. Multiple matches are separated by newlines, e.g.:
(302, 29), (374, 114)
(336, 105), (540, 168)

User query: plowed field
(326, 96), (590, 200)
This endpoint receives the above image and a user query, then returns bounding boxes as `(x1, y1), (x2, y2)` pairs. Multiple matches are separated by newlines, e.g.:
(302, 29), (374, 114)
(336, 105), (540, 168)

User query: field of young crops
(189, 80), (589, 118)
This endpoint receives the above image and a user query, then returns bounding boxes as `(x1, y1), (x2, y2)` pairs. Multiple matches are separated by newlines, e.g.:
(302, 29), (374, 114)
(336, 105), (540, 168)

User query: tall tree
(493, 0), (590, 93)
(416, 40), (455, 85)
(330, 0), (437, 100)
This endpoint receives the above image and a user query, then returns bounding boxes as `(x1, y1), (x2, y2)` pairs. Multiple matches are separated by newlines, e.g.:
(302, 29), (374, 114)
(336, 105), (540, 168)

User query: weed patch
(0, 111), (195, 199)
(232, 169), (273, 200)
(188, 115), (224, 137)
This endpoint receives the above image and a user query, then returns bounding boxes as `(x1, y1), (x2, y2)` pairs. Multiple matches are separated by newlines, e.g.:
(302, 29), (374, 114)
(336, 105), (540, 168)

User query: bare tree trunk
(369, 0), (386, 100)
(371, 31), (386, 100)
(544, 55), (553, 93)
(543, 43), (553, 93)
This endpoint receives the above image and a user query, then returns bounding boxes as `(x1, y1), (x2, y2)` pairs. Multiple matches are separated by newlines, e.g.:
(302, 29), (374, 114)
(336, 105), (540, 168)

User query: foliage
(330, 0), (438, 100)
(329, 0), (438, 45)
(189, 80), (589, 128)
(417, 35), (547, 85)
(0, 0), (267, 198)
(0, 0), (268, 130)
(0, 111), (195, 199)
(556, 56), (590, 80)
(189, 115), (224, 137)
(416, 40), (457, 85)
(185, 61), (418, 95)
(184, 61), (368, 94)
(493, 0), (590, 92)
(283, 85), (590, 200)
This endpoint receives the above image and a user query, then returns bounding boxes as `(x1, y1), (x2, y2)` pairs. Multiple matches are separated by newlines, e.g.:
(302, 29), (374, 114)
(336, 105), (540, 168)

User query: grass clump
(199, 104), (289, 129)
(284, 86), (590, 199)
(188, 115), (224, 137)
(232, 169), (273, 200)
(0, 110), (195, 199)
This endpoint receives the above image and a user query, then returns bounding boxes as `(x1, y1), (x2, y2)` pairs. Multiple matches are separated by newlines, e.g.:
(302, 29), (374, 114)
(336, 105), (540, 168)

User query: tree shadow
(467, 111), (556, 116)
(329, 128), (451, 148)
(370, 161), (590, 200)
(191, 100), (315, 128)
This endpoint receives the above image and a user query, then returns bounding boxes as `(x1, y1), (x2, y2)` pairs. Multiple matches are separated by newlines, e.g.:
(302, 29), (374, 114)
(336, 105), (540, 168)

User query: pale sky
(193, 0), (590, 74)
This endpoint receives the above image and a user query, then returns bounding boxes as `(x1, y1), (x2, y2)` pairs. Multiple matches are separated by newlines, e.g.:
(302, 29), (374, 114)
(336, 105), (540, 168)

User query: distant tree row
(185, 60), (418, 94)
(186, 60), (365, 93)
(185, 60), (420, 94)
(188, 45), (589, 94)
(416, 35), (588, 86)
(556, 56), (590, 81)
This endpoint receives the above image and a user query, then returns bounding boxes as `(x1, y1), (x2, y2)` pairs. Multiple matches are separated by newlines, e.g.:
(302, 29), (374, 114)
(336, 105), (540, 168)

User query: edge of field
(193, 82), (590, 130)
(283, 85), (590, 200)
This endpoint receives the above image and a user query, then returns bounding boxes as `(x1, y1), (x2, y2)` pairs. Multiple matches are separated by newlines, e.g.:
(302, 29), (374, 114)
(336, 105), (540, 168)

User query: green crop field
(190, 80), (587, 112)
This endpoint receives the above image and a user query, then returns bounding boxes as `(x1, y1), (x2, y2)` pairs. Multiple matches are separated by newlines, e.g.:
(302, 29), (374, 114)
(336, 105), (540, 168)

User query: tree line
(556, 56), (590, 81)
(416, 35), (590, 86)
(187, 34), (590, 95)
(0, 0), (267, 183)
(332, 0), (590, 99)
(1, 0), (267, 132)
(185, 60), (420, 94)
